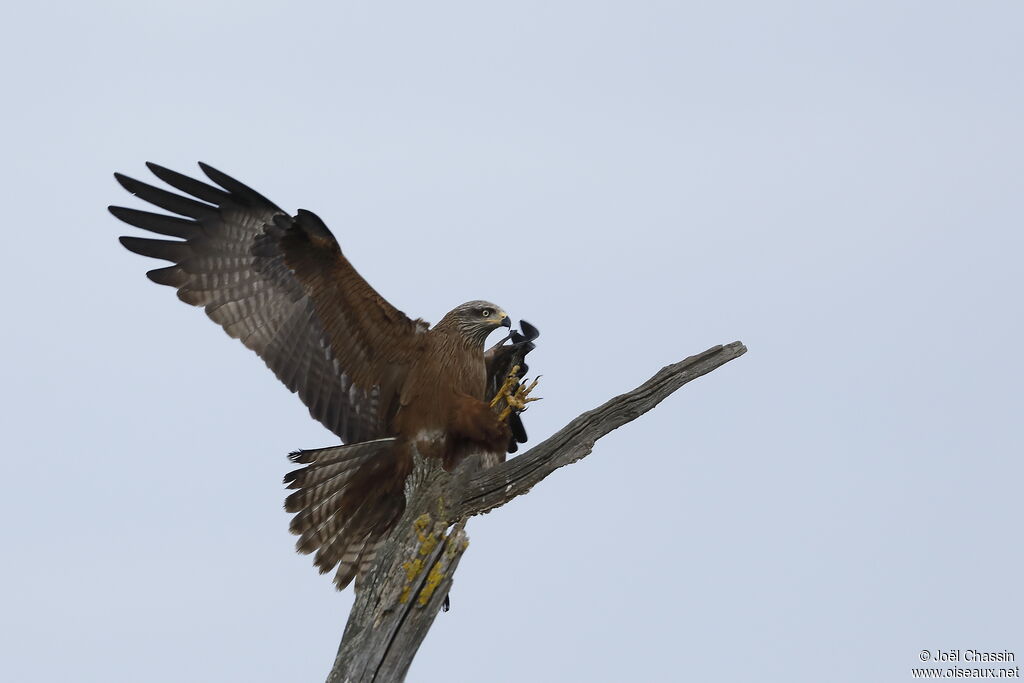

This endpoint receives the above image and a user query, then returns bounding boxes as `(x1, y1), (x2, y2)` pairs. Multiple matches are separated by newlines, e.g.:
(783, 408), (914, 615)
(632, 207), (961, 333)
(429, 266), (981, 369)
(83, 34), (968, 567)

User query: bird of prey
(112, 163), (539, 589)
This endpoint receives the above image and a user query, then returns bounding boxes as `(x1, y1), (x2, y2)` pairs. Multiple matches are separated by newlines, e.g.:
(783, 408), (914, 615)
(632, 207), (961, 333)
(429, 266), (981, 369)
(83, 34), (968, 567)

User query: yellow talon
(495, 371), (542, 422)
(489, 365), (522, 410)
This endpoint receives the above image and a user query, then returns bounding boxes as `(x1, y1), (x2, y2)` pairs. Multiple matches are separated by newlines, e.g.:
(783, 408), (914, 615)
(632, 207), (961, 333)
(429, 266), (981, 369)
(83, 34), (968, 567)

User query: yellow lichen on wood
(413, 513), (431, 539)
(417, 560), (446, 606)
(399, 513), (442, 603)
(414, 513), (440, 556)
(401, 513), (465, 607)
(416, 527), (468, 607)
(402, 558), (424, 582)
(418, 532), (439, 557)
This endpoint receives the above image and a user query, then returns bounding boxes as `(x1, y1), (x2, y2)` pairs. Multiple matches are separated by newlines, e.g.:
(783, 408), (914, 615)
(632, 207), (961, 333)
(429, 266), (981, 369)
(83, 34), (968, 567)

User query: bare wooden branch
(326, 458), (469, 683)
(323, 341), (746, 682)
(452, 341), (747, 517)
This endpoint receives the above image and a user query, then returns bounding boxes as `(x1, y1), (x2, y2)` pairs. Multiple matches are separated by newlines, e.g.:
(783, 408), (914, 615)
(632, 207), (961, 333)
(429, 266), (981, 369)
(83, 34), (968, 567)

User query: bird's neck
(430, 326), (486, 354)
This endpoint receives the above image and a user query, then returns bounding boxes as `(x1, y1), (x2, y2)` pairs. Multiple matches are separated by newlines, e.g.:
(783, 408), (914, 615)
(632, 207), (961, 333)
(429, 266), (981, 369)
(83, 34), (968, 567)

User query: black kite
(112, 163), (538, 589)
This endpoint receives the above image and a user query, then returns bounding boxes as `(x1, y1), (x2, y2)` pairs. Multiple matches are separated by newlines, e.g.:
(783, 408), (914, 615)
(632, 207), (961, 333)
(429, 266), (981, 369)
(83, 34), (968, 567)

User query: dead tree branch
(452, 341), (748, 517)
(324, 341), (747, 682)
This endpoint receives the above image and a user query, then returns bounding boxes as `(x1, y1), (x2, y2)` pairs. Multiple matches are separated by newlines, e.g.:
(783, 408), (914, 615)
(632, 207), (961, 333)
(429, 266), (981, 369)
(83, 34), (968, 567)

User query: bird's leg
(490, 365), (542, 422)
(489, 365), (522, 410)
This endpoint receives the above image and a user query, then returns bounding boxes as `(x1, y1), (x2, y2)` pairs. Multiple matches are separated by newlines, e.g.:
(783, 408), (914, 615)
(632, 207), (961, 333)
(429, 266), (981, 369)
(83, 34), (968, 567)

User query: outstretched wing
(112, 162), (423, 443)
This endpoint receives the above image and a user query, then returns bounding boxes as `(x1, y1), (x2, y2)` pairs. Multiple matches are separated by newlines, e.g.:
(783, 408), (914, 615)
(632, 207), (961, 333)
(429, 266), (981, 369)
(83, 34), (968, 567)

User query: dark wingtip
(146, 266), (183, 286)
(113, 172), (134, 192)
(287, 449), (310, 464)
(196, 161), (230, 185)
(144, 161), (173, 177)
(284, 491), (305, 514)
(119, 235), (189, 262)
(196, 161), (281, 212)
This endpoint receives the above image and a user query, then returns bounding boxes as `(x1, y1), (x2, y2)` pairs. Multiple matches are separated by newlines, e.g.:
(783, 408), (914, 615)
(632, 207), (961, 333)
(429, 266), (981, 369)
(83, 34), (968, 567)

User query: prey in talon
(484, 320), (541, 455)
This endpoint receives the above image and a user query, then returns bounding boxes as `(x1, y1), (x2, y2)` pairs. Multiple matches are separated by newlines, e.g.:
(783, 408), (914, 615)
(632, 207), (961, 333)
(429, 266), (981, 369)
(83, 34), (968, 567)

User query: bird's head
(436, 300), (511, 344)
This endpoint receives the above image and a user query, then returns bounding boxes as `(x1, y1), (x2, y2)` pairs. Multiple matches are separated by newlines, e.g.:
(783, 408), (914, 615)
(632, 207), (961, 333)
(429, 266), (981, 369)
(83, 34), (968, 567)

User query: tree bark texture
(325, 341), (747, 682)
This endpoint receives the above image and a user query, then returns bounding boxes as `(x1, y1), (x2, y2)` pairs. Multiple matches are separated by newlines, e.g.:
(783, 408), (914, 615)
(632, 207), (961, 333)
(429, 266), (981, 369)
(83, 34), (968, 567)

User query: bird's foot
(489, 365), (521, 410)
(491, 365), (541, 421)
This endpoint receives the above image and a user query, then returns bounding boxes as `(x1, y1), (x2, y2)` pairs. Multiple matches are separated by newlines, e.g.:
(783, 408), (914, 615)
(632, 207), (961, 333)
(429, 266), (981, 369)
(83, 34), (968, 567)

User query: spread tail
(284, 438), (411, 590)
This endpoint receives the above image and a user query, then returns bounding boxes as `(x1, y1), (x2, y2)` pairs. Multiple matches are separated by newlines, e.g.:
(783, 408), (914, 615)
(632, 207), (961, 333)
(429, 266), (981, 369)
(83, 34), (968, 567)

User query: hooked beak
(499, 313), (511, 328)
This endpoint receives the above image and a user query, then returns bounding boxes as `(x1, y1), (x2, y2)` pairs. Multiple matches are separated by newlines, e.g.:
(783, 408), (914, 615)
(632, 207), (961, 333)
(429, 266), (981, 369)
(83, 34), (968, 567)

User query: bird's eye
(481, 309), (491, 317)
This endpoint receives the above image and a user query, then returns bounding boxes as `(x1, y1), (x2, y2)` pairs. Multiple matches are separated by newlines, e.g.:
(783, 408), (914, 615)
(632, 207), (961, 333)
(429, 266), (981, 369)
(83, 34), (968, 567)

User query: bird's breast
(393, 337), (486, 436)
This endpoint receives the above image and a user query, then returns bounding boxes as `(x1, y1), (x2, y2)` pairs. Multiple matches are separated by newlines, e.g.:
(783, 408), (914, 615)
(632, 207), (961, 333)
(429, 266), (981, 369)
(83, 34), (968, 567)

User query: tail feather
(284, 438), (410, 591)
(290, 489), (348, 544)
(351, 539), (386, 590)
(330, 536), (372, 587)
(340, 538), (386, 590)
(314, 488), (405, 570)
(301, 488), (374, 558)
(284, 438), (393, 488)
(287, 439), (392, 465)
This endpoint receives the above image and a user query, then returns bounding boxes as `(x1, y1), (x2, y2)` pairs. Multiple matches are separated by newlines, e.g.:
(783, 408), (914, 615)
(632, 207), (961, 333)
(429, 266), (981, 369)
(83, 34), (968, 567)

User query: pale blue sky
(2, 2), (1022, 681)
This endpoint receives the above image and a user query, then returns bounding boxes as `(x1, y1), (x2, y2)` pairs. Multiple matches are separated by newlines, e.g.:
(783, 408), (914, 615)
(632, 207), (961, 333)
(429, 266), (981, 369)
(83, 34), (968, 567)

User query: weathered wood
(323, 341), (747, 682)
(325, 458), (468, 683)
(453, 341), (748, 517)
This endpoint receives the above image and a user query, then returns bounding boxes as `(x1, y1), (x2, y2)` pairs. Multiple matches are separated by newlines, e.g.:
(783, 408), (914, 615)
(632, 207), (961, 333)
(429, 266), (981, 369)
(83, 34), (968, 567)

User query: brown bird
(112, 163), (539, 589)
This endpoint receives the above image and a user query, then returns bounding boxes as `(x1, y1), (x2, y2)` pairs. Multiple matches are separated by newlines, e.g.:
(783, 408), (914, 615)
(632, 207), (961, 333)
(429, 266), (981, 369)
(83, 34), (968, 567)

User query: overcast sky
(2, 2), (1022, 682)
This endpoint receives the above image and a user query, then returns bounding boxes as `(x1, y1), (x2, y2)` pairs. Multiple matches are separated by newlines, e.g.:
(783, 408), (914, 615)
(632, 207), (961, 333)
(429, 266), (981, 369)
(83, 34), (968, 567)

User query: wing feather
(112, 162), (419, 442)
(114, 173), (218, 219)
(146, 162), (233, 205)
(109, 206), (201, 239)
